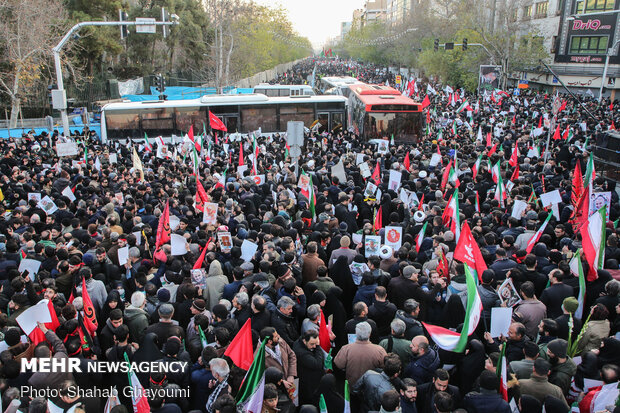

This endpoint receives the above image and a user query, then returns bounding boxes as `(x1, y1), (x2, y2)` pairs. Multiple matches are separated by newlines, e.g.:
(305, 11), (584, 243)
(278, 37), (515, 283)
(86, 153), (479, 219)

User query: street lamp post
(53, 18), (179, 137)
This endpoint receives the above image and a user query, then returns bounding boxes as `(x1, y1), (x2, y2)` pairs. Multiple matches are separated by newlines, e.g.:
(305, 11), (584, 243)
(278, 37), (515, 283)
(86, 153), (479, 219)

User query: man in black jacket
(271, 296), (300, 346)
(416, 369), (461, 413)
(540, 269), (575, 319)
(292, 329), (325, 406)
(368, 286), (397, 338)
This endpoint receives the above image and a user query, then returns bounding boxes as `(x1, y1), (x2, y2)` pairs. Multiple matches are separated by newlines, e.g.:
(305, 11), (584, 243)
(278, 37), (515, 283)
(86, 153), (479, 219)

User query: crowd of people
(0, 58), (618, 413)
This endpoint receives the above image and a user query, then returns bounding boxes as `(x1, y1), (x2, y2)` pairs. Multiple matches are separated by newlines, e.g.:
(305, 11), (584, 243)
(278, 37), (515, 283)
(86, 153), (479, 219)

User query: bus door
(331, 111), (344, 133)
(317, 112), (329, 134)
(223, 115), (238, 133)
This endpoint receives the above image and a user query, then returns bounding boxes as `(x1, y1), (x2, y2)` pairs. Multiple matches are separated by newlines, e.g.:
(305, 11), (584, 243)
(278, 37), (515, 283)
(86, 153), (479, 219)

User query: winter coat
(463, 390), (512, 413)
(577, 319), (610, 354)
(403, 348), (440, 385)
(394, 310), (424, 340)
(124, 305), (149, 345)
(293, 338), (325, 405)
(333, 340), (387, 386)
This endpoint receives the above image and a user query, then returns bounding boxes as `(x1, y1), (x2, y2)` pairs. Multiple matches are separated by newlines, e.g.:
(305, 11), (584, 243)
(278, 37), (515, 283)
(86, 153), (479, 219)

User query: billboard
(479, 65), (502, 92)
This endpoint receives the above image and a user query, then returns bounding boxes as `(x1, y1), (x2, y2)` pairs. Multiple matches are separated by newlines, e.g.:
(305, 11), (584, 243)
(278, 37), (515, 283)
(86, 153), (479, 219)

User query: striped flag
(442, 188), (460, 241)
(454, 221), (487, 282)
(422, 263), (481, 352)
(581, 206), (606, 281)
(124, 353), (151, 413)
(319, 394), (328, 413)
(103, 387), (121, 413)
(497, 343), (508, 401)
(490, 161), (500, 183)
(525, 213), (553, 254)
(344, 380), (351, 413)
(569, 249), (586, 319)
(494, 173), (506, 208)
(236, 339), (267, 412)
(472, 154), (482, 180)
(415, 222), (428, 253)
(143, 133), (152, 152)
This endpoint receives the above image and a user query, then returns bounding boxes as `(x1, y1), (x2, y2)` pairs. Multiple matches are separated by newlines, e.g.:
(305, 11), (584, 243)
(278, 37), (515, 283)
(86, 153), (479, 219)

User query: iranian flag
(569, 249), (586, 319)
(457, 100), (472, 113)
(451, 121), (458, 135)
(124, 353), (151, 413)
(475, 192), (480, 213)
(472, 154), (483, 180)
(490, 161), (500, 183)
(454, 221), (487, 281)
(415, 222), (428, 253)
(143, 133), (152, 152)
(525, 213), (553, 254)
(442, 188), (460, 241)
(497, 343), (508, 401)
(236, 340), (267, 413)
(251, 132), (259, 174)
(308, 173), (316, 218)
(440, 159), (454, 190)
(477, 127), (483, 142)
(344, 380), (351, 413)
(494, 174), (507, 208)
(488, 142), (499, 157)
(319, 394), (328, 413)
(423, 263), (481, 352)
(215, 168), (227, 189)
(581, 206), (606, 281)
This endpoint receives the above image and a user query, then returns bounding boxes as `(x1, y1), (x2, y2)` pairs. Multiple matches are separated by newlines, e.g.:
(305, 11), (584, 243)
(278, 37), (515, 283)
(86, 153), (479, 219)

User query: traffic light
(434, 39), (439, 52)
(156, 74), (166, 100)
(119, 10), (129, 39)
(462, 38), (468, 51)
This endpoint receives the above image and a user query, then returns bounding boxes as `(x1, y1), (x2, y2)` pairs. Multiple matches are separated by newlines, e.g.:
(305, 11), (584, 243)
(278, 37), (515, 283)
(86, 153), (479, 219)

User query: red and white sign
(384, 226), (403, 250)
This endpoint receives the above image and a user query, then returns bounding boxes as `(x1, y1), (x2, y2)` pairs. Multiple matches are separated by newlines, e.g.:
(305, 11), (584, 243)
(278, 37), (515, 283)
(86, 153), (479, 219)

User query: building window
(569, 35), (609, 54)
(575, 0), (616, 13)
(535, 1), (548, 17)
(524, 5), (532, 18)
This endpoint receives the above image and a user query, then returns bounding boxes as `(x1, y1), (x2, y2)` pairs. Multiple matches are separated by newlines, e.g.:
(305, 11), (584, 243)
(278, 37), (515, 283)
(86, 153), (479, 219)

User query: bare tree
(0, 0), (68, 127)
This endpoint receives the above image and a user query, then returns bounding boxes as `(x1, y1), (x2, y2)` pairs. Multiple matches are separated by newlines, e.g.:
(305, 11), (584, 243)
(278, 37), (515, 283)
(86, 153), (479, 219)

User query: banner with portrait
(479, 65), (502, 93)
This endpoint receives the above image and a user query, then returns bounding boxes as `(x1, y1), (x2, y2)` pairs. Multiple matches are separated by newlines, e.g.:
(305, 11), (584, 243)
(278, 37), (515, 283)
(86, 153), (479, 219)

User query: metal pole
(599, 51), (611, 103)
(544, 116), (554, 162)
(53, 20), (178, 138)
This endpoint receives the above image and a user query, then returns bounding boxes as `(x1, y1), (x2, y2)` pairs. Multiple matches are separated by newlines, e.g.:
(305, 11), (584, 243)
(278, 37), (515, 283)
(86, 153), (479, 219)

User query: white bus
(252, 84), (314, 97)
(101, 93), (347, 142)
(315, 76), (364, 97)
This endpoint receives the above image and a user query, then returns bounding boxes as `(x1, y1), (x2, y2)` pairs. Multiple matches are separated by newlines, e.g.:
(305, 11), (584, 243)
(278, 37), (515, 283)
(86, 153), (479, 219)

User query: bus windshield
(365, 112), (422, 142)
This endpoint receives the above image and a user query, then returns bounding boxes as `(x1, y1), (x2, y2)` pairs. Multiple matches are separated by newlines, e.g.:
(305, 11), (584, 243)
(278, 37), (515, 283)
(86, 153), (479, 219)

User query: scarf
(206, 376), (228, 413)
(264, 342), (283, 366)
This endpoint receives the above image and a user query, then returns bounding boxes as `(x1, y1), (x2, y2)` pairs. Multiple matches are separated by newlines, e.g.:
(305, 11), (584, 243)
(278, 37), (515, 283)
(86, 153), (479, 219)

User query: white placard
(203, 202), (218, 225)
(490, 307), (513, 338)
(18, 258), (41, 275)
(331, 161), (346, 183)
(117, 246), (129, 266)
(219, 232), (233, 253)
(132, 231), (142, 245)
(37, 196), (58, 215)
(352, 233), (363, 246)
(109, 153), (118, 164)
(590, 192), (612, 220)
(56, 142), (78, 157)
(237, 165), (248, 177)
(430, 153), (442, 167)
(241, 240), (258, 262)
(364, 182), (378, 198)
(384, 226), (403, 250)
(511, 200), (527, 219)
(114, 193), (124, 205)
(171, 234), (188, 256)
(359, 162), (371, 178)
(365, 235), (381, 258)
(16, 299), (52, 336)
(388, 170), (402, 192)
(377, 140), (389, 154)
(356, 154), (365, 165)
(169, 215), (180, 231)
(62, 186), (76, 202)
(540, 190), (562, 208)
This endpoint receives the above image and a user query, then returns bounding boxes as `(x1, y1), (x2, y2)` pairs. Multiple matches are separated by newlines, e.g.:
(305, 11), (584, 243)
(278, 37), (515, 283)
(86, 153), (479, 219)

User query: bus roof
(253, 83), (313, 89)
(349, 84), (419, 107)
(321, 76), (363, 86)
(101, 94), (346, 111)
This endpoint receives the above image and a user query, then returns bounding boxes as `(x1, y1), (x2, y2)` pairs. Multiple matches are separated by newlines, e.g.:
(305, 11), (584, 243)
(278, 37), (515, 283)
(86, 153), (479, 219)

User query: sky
(253, 0), (365, 49)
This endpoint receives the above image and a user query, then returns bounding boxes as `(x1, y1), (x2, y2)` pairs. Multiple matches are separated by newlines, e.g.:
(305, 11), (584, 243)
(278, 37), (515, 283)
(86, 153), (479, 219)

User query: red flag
(318, 309), (331, 353)
(510, 164), (520, 181)
(572, 162), (583, 207)
(612, 120), (616, 130)
(224, 319), (254, 370)
(239, 142), (244, 166)
(610, 102), (614, 111)
(371, 160), (381, 185)
(421, 95), (431, 109)
(509, 145), (518, 167)
(209, 111), (228, 131)
(418, 194), (425, 211)
(488, 142), (498, 157)
(28, 300), (60, 346)
(374, 205), (383, 232)
(436, 250), (450, 282)
(80, 278), (98, 336)
(453, 221), (487, 281)
(155, 200), (171, 249)
(187, 125), (200, 151)
(538, 116), (543, 129)
(559, 100), (567, 112)
(193, 238), (211, 270)
(195, 179), (209, 212)
(404, 152), (410, 171)
(512, 114), (516, 124)
(552, 125), (561, 140)
(486, 132), (492, 147)
(562, 126), (570, 140)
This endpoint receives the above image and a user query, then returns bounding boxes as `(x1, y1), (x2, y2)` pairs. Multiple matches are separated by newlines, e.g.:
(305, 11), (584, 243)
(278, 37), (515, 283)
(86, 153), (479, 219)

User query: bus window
(332, 112), (344, 133)
(317, 113), (329, 133)
(241, 105), (276, 132)
(279, 89), (291, 97)
(142, 108), (174, 136)
(279, 103), (314, 128)
(174, 107), (206, 135)
(106, 110), (140, 139)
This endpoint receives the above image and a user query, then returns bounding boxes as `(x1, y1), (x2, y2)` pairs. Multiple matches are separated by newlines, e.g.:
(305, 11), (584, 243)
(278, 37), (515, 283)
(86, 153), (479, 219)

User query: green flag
(236, 340), (267, 411)
(319, 394), (328, 413)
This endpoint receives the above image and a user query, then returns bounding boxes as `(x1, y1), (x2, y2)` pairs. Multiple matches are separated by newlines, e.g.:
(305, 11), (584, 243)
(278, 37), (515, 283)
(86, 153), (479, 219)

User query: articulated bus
(101, 94), (347, 142)
(348, 84), (423, 143)
(315, 76), (364, 97)
(252, 84), (314, 97)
